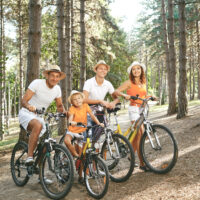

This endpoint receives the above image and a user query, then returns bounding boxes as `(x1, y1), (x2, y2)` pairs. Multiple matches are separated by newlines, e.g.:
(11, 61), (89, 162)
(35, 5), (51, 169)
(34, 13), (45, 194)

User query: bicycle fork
(145, 122), (161, 150)
(106, 131), (120, 159)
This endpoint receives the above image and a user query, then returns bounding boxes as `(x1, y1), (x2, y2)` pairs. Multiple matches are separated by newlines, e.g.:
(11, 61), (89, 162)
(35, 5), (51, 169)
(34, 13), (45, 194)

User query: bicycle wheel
(39, 144), (74, 200)
(84, 156), (109, 199)
(140, 124), (178, 174)
(101, 132), (135, 182)
(10, 141), (29, 186)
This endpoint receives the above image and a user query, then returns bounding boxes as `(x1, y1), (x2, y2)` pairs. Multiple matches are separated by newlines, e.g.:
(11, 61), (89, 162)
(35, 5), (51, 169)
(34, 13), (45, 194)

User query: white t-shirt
(25, 79), (61, 110)
(83, 77), (114, 100)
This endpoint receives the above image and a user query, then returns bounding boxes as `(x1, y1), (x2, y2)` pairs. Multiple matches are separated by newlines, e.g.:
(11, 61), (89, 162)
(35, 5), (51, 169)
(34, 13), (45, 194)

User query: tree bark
(65, 0), (72, 98)
(196, 9), (200, 99)
(26, 0), (42, 89)
(177, 0), (188, 119)
(167, 0), (177, 114)
(17, 0), (24, 107)
(80, 0), (86, 90)
(161, 0), (172, 108)
(0, 0), (4, 140)
(57, 0), (67, 136)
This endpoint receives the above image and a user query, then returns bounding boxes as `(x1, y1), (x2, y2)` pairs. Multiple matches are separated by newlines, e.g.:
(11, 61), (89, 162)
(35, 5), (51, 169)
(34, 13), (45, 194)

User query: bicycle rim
(84, 156), (109, 199)
(39, 144), (74, 200)
(141, 124), (178, 174)
(10, 141), (29, 186)
(101, 133), (135, 182)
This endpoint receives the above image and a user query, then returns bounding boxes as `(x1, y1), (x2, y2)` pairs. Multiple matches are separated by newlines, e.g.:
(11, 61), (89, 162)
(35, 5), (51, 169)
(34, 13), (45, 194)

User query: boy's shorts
(66, 130), (87, 147)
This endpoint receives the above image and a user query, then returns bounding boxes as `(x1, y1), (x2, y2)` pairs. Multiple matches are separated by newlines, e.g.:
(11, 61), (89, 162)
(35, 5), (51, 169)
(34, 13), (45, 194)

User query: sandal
(139, 165), (151, 172)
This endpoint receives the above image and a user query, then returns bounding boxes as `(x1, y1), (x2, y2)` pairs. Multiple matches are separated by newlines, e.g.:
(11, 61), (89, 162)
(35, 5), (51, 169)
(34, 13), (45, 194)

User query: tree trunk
(177, 0), (188, 119)
(26, 0), (42, 89)
(18, 0), (24, 107)
(57, 0), (67, 136)
(196, 10), (200, 99)
(80, 0), (86, 90)
(0, 0), (4, 140)
(167, 0), (177, 114)
(161, 0), (171, 106)
(189, 47), (192, 100)
(66, 0), (72, 98)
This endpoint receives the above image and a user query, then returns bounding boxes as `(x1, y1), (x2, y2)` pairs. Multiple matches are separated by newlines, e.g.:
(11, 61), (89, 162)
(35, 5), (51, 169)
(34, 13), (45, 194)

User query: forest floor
(1, 102), (200, 200)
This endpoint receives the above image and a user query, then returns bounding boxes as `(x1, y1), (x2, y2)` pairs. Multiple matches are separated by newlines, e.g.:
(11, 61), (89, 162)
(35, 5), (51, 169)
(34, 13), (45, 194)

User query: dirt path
(1, 104), (200, 200)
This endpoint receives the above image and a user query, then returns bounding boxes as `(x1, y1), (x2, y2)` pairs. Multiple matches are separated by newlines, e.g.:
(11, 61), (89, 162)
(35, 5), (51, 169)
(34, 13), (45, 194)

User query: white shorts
(66, 131), (84, 147)
(18, 108), (46, 137)
(128, 105), (140, 122)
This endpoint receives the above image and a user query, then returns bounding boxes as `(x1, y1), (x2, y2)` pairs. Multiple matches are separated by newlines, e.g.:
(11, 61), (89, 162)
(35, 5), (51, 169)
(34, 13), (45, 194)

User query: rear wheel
(84, 156), (109, 199)
(101, 132), (135, 182)
(39, 144), (74, 200)
(10, 141), (29, 186)
(140, 124), (178, 174)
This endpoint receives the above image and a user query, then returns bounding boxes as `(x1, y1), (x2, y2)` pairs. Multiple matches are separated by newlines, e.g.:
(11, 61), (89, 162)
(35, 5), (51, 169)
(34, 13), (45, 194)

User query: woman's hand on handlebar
(123, 94), (131, 100)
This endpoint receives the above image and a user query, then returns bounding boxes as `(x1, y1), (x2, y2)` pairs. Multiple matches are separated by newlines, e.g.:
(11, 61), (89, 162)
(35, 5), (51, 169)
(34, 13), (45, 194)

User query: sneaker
(38, 177), (53, 185)
(25, 157), (34, 166)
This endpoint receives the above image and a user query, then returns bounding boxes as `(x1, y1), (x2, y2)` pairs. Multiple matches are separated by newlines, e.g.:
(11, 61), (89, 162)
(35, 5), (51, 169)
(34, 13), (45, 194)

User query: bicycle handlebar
(69, 122), (100, 129)
(35, 107), (66, 120)
(130, 95), (155, 102)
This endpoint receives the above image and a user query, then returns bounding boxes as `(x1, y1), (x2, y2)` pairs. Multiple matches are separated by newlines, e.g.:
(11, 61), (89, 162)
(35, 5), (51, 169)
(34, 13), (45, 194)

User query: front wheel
(84, 156), (109, 199)
(101, 133), (135, 182)
(10, 141), (29, 186)
(39, 144), (74, 200)
(140, 124), (178, 174)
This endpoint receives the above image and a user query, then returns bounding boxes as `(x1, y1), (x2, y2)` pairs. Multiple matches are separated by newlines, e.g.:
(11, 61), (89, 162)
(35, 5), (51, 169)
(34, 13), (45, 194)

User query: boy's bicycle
(10, 109), (74, 200)
(60, 122), (109, 199)
(59, 106), (135, 183)
(109, 96), (178, 174)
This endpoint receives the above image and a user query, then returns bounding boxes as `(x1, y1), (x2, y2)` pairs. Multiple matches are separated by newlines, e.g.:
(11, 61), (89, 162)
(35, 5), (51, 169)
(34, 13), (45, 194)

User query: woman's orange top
(127, 82), (147, 107)
(68, 103), (91, 133)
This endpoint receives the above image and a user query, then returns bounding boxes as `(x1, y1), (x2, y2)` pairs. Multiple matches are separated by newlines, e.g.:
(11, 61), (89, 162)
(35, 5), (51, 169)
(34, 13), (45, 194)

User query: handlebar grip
(77, 122), (84, 126)
(130, 96), (138, 100)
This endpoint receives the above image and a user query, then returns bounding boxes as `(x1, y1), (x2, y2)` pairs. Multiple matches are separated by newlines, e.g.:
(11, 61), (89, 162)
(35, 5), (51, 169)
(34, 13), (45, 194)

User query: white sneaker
(25, 157), (34, 165)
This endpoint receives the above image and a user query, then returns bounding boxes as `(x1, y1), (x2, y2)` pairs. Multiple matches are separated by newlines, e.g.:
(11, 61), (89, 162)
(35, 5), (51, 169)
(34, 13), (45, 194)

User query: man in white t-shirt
(83, 60), (119, 128)
(19, 65), (66, 165)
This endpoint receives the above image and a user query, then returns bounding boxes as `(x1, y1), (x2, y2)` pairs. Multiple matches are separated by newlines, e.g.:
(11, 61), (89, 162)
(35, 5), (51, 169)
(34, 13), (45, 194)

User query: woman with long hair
(114, 61), (156, 171)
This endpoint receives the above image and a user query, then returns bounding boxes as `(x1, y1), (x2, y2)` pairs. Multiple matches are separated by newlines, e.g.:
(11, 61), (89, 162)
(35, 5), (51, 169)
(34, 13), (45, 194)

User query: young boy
(64, 90), (104, 183)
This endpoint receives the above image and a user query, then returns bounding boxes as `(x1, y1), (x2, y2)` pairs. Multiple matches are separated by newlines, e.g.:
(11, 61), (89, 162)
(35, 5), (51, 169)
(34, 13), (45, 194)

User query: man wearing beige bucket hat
(19, 65), (67, 168)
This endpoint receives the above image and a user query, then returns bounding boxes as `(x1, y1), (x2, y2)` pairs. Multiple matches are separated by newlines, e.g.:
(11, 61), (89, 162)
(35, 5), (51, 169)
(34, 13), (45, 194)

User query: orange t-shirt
(127, 82), (147, 106)
(68, 103), (91, 133)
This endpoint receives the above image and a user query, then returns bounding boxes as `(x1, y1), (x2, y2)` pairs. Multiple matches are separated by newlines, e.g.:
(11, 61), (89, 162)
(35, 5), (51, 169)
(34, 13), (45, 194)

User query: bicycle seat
(107, 103), (121, 114)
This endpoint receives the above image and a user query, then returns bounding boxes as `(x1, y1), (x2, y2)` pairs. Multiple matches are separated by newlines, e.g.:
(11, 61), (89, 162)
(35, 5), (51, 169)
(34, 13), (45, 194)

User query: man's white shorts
(18, 108), (46, 137)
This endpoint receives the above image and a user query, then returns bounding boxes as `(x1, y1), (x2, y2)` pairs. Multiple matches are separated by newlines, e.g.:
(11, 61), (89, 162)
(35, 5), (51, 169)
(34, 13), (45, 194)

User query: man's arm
(21, 89), (36, 112)
(55, 97), (66, 113)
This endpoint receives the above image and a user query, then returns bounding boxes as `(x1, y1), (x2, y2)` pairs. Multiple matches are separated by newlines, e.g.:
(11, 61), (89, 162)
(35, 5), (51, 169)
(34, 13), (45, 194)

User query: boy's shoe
(25, 157), (34, 166)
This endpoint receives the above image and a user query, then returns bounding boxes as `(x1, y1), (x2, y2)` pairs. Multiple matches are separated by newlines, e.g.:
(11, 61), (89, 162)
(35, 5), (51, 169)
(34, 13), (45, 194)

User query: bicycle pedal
(27, 166), (34, 177)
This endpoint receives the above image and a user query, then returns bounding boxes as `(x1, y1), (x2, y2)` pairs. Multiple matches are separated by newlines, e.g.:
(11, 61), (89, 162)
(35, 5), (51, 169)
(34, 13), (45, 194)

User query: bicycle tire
(10, 141), (29, 186)
(101, 132), (135, 182)
(59, 134), (65, 145)
(39, 144), (74, 200)
(84, 156), (109, 199)
(140, 124), (178, 174)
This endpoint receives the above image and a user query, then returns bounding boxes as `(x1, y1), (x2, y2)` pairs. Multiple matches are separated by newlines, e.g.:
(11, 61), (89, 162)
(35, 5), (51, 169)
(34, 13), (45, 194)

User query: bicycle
(10, 109), (74, 200)
(60, 122), (109, 199)
(110, 96), (178, 174)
